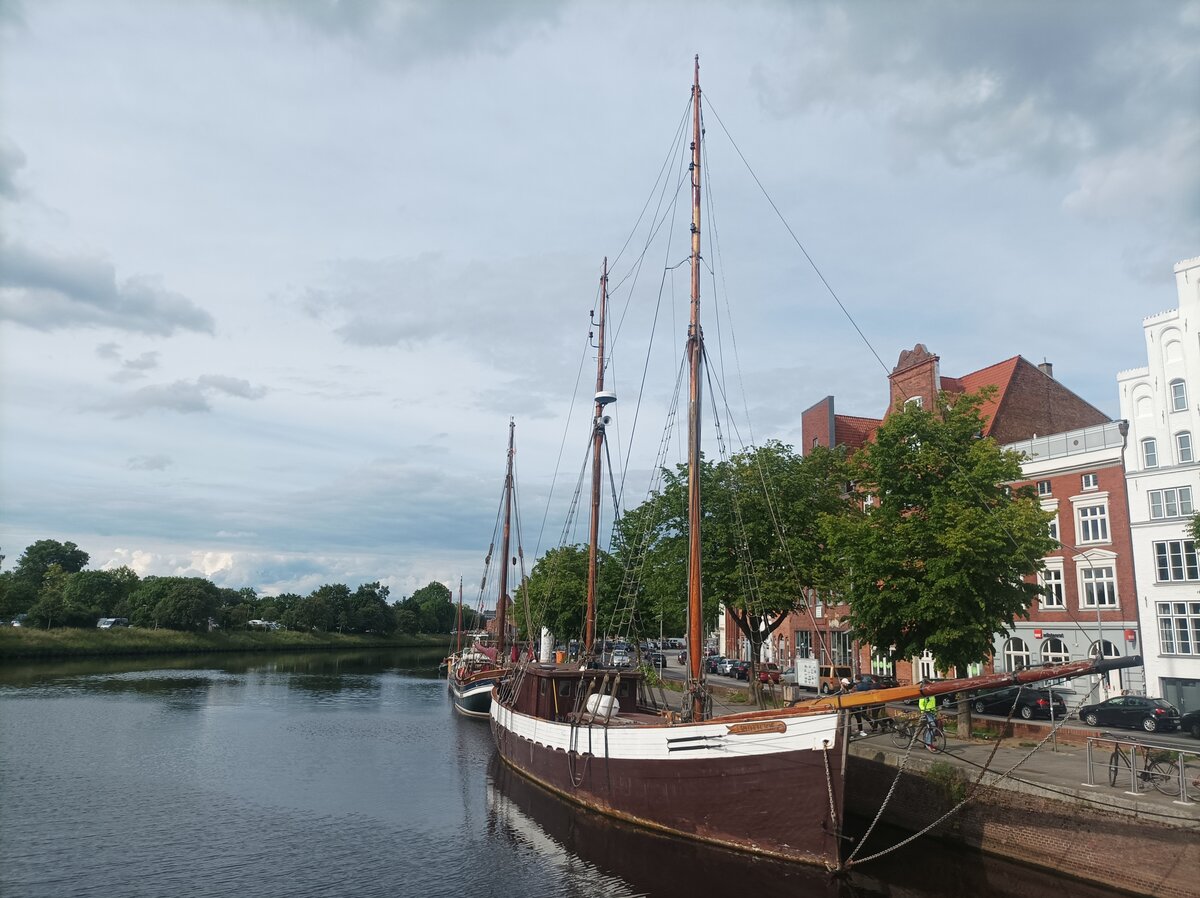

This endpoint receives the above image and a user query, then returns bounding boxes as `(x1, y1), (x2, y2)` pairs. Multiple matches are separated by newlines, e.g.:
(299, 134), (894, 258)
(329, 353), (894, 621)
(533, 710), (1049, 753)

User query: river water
(0, 649), (1124, 898)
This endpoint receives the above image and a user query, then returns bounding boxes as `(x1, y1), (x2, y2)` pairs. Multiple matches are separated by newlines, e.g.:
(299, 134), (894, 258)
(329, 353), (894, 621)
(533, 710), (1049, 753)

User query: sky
(1, 0), (1198, 601)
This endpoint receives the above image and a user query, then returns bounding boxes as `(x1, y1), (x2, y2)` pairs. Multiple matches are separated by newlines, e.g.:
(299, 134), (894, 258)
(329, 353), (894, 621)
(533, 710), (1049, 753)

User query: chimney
(1038, 361), (1054, 379)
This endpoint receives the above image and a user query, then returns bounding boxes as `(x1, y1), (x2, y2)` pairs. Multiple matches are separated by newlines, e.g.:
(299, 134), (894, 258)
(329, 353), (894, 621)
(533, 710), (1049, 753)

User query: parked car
(1179, 708), (1200, 739)
(648, 652), (667, 669)
(817, 665), (854, 694)
(969, 686), (1068, 720)
(705, 655), (724, 674)
(1077, 696), (1182, 733)
(610, 650), (632, 668)
(757, 662), (782, 684)
(856, 673), (900, 690)
(96, 617), (130, 629)
(731, 660), (751, 680)
(718, 657), (741, 676)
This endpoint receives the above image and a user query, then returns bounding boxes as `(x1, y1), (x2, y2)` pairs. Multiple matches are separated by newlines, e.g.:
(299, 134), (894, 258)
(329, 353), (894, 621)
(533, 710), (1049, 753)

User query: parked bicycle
(889, 712), (946, 753)
(1107, 740), (1182, 796)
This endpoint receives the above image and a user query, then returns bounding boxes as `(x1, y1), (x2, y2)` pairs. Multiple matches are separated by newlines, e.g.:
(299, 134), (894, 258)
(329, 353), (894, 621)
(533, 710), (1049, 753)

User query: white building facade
(1117, 255), (1200, 713)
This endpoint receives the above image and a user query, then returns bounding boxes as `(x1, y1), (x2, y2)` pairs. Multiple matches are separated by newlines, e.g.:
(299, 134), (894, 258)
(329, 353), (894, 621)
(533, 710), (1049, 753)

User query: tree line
(0, 544), (480, 637)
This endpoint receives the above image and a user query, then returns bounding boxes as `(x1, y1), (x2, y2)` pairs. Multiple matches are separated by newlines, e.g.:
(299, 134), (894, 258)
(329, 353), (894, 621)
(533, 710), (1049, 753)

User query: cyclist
(917, 684), (938, 751)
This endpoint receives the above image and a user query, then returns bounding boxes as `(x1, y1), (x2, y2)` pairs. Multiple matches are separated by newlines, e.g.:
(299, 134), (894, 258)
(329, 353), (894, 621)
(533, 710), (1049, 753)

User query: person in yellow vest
(917, 688), (938, 751)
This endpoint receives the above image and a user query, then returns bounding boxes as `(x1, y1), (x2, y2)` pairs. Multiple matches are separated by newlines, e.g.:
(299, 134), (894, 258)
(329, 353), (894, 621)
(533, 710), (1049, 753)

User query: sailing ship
(490, 58), (1139, 869)
(448, 420), (518, 719)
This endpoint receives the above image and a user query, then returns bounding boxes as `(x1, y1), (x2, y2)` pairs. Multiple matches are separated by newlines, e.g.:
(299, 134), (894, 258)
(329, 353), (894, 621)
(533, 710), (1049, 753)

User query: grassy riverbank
(0, 627), (452, 660)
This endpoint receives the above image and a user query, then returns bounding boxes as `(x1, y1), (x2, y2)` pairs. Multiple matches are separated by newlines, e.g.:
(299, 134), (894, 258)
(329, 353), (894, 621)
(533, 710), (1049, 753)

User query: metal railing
(1084, 733), (1199, 804)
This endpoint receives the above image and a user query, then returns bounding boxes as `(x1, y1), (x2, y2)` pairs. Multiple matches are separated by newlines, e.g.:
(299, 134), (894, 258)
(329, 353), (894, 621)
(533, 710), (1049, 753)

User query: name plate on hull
(726, 720), (787, 736)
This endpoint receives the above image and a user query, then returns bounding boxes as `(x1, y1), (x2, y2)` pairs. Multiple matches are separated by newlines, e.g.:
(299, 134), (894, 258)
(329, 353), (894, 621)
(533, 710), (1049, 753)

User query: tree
(619, 442), (852, 703)
(411, 581), (455, 634)
(823, 391), (1056, 729)
(4, 539), (91, 617)
(124, 576), (222, 631)
(519, 545), (625, 647)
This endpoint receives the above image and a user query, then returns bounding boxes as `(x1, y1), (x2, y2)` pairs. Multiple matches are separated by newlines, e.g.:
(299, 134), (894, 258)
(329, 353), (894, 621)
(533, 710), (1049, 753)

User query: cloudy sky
(1, 0), (1198, 600)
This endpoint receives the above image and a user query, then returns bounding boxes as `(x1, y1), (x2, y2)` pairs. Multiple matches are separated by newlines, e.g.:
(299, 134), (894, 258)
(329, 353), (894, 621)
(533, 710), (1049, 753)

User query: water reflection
(486, 755), (1129, 898)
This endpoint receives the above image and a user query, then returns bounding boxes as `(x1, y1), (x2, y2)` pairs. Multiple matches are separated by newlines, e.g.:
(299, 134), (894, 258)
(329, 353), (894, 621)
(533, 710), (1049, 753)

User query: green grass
(0, 627), (451, 660)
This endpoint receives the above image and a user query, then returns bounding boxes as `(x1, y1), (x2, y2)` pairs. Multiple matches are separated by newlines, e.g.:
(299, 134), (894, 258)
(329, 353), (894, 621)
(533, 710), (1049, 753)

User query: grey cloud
(0, 139), (26, 199)
(96, 342), (121, 360)
(250, 0), (561, 65)
(99, 375), (267, 418)
(110, 351), (161, 383)
(755, 1), (1200, 226)
(127, 454), (172, 471)
(0, 239), (215, 335)
(197, 375), (268, 400)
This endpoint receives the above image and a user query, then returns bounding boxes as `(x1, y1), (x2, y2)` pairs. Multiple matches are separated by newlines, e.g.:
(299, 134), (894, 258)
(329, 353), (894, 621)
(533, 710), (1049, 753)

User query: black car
(970, 686), (1068, 720)
(705, 656), (724, 675)
(732, 660), (751, 680)
(1181, 708), (1200, 739)
(1077, 696), (1182, 733)
(648, 652), (667, 669)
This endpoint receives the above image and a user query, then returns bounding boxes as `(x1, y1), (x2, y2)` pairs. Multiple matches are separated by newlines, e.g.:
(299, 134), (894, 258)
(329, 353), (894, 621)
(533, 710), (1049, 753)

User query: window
(1047, 515), (1059, 542)
(1039, 568), (1064, 608)
(1082, 473), (1098, 490)
(1170, 378), (1188, 412)
(1041, 637), (1070, 665)
(1037, 480), (1052, 496)
(1149, 486), (1193, 519)
(831, 631), (854, 665)
(905, 396), (923, 409)
(793, 630), (812, 660)
(1157, 601), (1200, 655)
(1142, 437), (1158, 468)
(1153, 539), (1200, 581)
(1177, 432), (1193, 464)
(1080, 565), (1118, 607)
(1078, 504), (1109, 542)
(1088, 639), (1119, 663)
(917, 649), (936, 681)
(1003, 637), (1030, 672)
(871, 653), (895, 678)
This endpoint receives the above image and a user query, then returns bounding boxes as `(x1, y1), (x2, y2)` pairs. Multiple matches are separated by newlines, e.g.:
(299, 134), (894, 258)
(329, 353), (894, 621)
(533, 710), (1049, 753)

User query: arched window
(1176, 431), (1193, 464)
(1041, 637), (1070, 665)
(1089, 639), (1119, 661)
(1003, 637), (1030, 672)
(1170, 378), (1188, 413)
(1142, 437), (1158, 468)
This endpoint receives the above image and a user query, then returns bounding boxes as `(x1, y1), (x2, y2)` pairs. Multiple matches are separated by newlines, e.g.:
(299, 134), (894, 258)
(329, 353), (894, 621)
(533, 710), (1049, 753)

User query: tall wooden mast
(686, 55), (705, 719)
(585, 258), (611, 658)
(495, 419), (515, 662)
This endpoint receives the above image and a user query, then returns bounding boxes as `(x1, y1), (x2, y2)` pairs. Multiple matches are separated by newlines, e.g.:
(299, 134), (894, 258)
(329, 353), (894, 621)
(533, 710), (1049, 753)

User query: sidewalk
(848, 726), (1200, 825)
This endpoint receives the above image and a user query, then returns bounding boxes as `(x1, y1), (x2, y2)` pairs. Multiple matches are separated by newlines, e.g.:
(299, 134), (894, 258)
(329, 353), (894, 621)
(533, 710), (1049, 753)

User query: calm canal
(0, 649), (1124, 898)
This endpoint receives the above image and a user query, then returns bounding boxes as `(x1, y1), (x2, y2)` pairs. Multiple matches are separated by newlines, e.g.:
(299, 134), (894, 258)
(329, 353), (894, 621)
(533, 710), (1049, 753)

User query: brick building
(773, 344), (1130, 692)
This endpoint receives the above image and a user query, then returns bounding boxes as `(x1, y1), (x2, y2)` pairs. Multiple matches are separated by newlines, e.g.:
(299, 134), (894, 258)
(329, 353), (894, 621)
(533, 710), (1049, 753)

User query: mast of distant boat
(455, 576), (463, 655)
(585, 258), (610, 659)
(495, 419), (515, 663)
(686, 55), (705, 720)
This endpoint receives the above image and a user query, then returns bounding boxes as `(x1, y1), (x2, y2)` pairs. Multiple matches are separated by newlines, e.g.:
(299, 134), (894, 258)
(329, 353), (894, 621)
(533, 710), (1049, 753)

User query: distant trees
(0, 538), (455, 638)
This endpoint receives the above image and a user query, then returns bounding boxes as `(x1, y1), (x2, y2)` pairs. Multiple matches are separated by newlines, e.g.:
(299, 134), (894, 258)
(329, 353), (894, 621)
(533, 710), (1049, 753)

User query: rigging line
(703, 95), (891, 379)
(615, 161), (689, 501)
(534, 327), (595, 562)
(608, 128), (691, 346)
(707, 96), (1075, 650)
(608, 94), (694, 275)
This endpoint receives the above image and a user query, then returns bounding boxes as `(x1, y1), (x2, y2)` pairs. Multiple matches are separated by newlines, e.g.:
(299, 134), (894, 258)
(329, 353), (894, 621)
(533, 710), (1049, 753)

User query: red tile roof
(947, 356), (1021, 435)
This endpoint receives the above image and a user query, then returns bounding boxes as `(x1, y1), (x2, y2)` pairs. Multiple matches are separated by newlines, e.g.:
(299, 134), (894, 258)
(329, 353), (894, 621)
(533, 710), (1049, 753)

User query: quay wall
(845, 747), (1200, 898)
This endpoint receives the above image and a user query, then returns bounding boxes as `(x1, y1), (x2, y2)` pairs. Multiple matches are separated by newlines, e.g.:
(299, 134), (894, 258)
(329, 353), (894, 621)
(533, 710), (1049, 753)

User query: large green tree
(123, 576), (222, 632)
(823, 391), (1055, 724)
(620, 442), (851, 689)
(3, 539), (91, 617)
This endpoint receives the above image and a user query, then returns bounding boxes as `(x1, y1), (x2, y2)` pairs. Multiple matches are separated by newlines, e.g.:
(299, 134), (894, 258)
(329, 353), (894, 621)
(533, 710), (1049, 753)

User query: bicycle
(1150, 754), (1200, 801)
(889, 712), (946, 753)
(1107, 741), (1177, 795)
